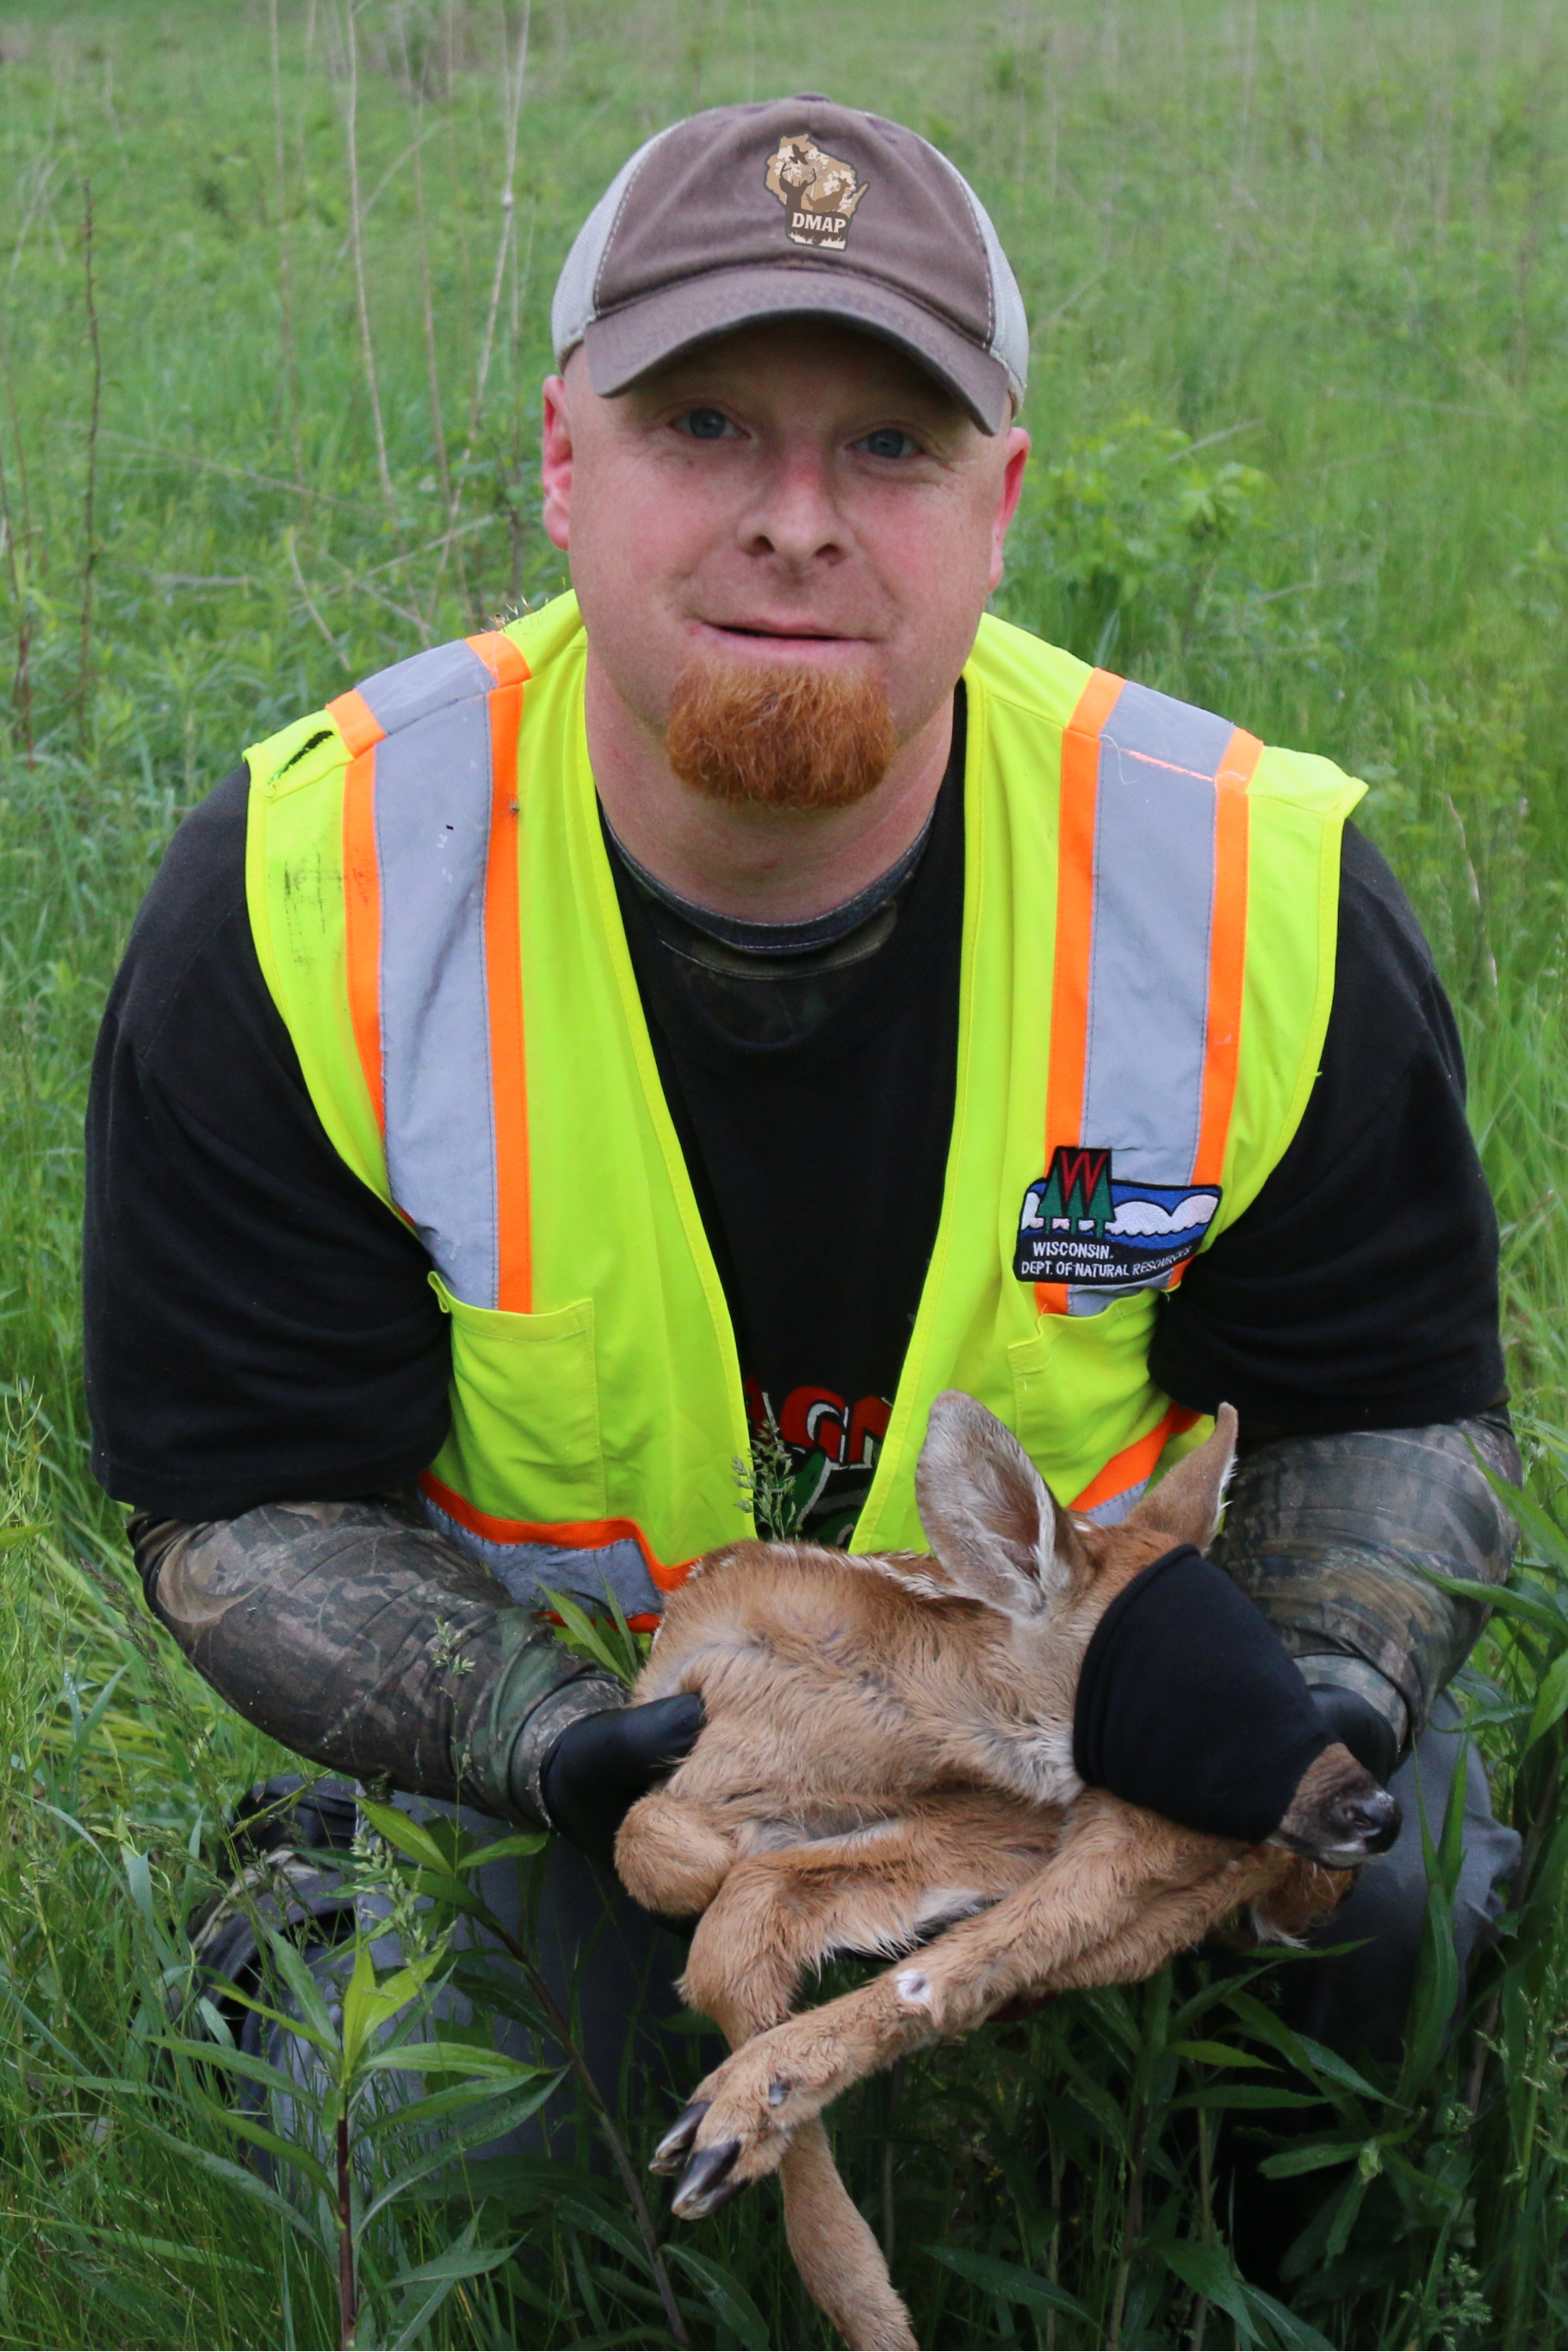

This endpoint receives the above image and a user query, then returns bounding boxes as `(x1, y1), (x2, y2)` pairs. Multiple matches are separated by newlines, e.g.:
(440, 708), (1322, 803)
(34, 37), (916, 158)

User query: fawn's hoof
(650, 2099), (709, 2174)
(671, 2137), (744, 2219)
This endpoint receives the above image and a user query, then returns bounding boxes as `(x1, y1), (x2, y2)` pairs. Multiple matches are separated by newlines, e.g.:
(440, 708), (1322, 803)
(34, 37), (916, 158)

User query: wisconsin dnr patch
(1014, 1145), (1221, 1289)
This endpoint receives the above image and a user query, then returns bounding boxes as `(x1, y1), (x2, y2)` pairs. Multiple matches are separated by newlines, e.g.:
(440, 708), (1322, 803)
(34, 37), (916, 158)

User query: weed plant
(3, 3), (1568, 2345)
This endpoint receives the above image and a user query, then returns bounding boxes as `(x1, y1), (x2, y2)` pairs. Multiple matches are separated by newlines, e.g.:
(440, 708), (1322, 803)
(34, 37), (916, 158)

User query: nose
(1329, 1784), (1402, 1856)
(739, 451), (847, 570)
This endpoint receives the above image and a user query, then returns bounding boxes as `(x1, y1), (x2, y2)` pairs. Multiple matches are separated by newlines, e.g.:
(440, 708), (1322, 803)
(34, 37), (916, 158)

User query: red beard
(665, 659), (898, 812)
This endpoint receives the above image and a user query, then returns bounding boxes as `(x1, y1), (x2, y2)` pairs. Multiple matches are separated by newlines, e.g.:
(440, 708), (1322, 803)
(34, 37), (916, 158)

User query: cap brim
(579, 264), (1013, 435)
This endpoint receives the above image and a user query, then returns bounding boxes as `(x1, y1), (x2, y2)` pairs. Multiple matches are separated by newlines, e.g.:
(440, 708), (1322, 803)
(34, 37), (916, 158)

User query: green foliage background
(3, 2), (1568, 2345)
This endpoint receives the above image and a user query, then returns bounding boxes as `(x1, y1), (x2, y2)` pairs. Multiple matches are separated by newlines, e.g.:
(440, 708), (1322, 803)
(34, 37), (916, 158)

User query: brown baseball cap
(550, 96), (1028, 434)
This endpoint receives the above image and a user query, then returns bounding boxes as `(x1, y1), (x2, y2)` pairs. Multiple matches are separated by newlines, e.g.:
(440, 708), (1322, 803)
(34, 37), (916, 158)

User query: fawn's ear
(1124, 1403), (1238, 1552)
(915, 1392), (1088, 1617)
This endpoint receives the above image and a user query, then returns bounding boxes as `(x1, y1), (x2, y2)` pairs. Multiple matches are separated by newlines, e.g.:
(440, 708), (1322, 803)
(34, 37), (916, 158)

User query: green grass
(3, 1), (1568, 2343)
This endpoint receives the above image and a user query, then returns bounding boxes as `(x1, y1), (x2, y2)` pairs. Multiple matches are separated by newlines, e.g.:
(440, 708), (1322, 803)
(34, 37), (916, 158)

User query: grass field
(3, 2), (1568, 2344)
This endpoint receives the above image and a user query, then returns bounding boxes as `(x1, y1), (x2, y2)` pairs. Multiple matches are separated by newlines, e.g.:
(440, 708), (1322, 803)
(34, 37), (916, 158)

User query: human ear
(541, 371), (574, 551)
(987, 425), (1031, 593)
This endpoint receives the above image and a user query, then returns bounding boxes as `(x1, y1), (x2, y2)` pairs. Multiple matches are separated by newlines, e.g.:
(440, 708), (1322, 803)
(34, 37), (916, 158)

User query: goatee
(665, 658), (898, 813)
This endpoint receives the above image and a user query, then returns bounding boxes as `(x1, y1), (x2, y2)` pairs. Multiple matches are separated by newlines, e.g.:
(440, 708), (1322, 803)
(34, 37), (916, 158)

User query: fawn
(615, 1395), (1400, 2351)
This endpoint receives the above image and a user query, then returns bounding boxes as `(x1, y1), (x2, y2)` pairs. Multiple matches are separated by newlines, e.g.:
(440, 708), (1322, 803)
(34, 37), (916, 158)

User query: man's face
(540, 321), (1030, 753)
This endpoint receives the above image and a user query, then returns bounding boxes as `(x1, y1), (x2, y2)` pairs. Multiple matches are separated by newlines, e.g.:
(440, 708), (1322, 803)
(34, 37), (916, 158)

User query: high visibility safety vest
(245, 595), (1363, 1624)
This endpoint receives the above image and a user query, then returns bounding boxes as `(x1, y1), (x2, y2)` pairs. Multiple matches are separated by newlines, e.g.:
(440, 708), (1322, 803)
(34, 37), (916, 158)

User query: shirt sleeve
(1148, 822), (1506, 1435)
(84, 768), (452, 1520)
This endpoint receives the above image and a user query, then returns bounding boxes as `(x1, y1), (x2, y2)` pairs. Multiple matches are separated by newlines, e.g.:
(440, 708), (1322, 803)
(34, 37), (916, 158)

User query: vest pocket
(1008, 1291), (1159, 1503)
(430, 1276), (608, 1524)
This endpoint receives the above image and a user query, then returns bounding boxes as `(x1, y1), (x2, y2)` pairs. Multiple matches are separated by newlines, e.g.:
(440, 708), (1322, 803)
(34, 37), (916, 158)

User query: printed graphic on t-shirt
(1014, 1145), (1221, 1288)
(745, 1375), (891, 1549)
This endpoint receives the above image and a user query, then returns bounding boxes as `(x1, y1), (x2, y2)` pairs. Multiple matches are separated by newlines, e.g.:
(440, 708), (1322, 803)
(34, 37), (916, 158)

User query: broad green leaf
(356, 2074), (564, 2231)
(340, 1934), (381, 2071)
(383, 2213), (492, 2350)
(1224, 1995), (1385, 2104)
(198, 1979), (338, 2064)
(136, 2121), (322, 2244)
(549, 2187), (660, 2274)
(923, 2244), (1093, 2322)
(662, 2244), (772, 2350)
(357, 1797), (456, 1878)
(1168, 2039), (1274, 2068)
(360, 2039), (547, 2079)
(359, 2068), (546, 2144)
(1416, 1565), (1565, 1637)
(257, 1921), (343, 2049)
(195, 2099), (339, 2200)
(153, 2034), (307, 2106)
(388, 2237), (517, 2289)
(1383, 2143), (1460, 2208)
(1397, 1881), (1460, 2104)
(1173, 2087), (1324, 2112)
(1258, 2139), (1365, 2179)
(1162, 2237), (1252, 2329)
(343, 1942), (451, 2070)
(1238, 2282), (1335, 2349)
(1323, 2168), (1369, 2261)
(1286, 2031), (1385, 2104)
(538, 1585), (641, 1686)
(461, 1831), (548, 1869)
(56, 2222), (264, 2277)
(1528, 1648), (1568, 1749)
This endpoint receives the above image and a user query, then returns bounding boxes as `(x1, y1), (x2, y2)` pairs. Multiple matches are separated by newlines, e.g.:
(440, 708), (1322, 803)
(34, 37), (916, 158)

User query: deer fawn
(616, 1396), (1400, 2351)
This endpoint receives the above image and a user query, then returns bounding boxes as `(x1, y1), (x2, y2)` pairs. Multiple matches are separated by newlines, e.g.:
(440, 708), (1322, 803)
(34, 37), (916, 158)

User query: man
(87, 95), (1518, 2084)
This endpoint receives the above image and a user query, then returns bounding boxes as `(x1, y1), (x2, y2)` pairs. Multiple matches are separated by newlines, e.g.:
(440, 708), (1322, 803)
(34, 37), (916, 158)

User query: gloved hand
(540, 1691), (705, 1869)
(1309, 1682), (1399, 1789)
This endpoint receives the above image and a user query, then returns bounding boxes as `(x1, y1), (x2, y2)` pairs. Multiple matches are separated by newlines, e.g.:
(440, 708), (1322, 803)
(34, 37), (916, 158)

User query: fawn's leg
(614, 1789), (737, 1917)
(660, 1797), (1059, 2352)
(665, 1795), (1286, 2194)
(672, 1790), (1063, 2051)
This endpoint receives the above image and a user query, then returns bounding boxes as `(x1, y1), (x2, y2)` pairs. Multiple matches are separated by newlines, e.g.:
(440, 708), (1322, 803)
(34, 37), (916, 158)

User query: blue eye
(680, 408), (731, 440)
(858, 428), (918, 459)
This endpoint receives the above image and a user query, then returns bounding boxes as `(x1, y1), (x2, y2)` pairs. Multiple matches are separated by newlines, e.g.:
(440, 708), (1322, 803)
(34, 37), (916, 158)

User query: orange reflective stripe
(1072, 1403), (1199, 1515)
(1038, 667), (1125, 1314)
(341, 748), (383, 1131)
(419, 1470), (696, 1592)
(327, 687), (385, 760)
(1193, 727), (1258, 1187)
(546, 1608), (662, 1634)
(466, 630), (530, 690)
(1164, 725), (1258, 1291)
(484, 666), (531, 1311)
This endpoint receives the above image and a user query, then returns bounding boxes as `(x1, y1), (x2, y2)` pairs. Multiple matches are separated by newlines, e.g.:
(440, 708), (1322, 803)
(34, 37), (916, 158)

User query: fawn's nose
(1328, 1784), (1402, 1856)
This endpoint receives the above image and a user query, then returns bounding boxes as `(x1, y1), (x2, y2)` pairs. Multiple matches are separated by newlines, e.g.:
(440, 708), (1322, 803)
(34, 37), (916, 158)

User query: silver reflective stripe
(420, 1488), (667, 1620)
(1082, 1479), (1149, 1527)
(363, 639), (503, 1306)
(359, 638), (495, 735)
(1069, 677), (1235, 1317)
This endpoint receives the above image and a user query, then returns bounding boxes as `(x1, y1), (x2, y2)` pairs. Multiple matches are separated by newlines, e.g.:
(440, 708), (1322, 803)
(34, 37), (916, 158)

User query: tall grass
(3, 3), (1568, 2344)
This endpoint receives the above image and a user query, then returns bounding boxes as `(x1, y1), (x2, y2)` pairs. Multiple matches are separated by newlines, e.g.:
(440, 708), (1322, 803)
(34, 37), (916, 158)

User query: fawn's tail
(779, 2116), (918, 2352)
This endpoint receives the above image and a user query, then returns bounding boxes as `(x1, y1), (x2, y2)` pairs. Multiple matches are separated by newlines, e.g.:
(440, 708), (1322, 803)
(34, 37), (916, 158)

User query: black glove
(1309, 1683), (1399, 1790)
(1073, 1545), (1332, 1843)
(540, 1691), (704, 1869)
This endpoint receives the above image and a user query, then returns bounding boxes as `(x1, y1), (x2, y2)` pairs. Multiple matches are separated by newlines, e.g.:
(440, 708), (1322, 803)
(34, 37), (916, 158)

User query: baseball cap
(551, 96), (1028, 434)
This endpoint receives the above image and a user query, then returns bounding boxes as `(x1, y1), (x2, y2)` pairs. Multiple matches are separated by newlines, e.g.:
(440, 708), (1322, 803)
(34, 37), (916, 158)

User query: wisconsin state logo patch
(1014, 1145), (1221, 1288)
(764, 132), (868, 251)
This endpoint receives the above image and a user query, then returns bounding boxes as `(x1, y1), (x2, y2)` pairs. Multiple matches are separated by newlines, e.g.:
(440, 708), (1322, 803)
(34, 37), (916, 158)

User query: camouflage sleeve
(128, 1498), (625, 1828)
(1209, 1412), (1519, 1754)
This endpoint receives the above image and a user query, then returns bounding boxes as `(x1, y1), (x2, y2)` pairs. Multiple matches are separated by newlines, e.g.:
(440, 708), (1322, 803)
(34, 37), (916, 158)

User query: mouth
(1278, 1802), (1403, 1869)
(693, 619), (869, 655)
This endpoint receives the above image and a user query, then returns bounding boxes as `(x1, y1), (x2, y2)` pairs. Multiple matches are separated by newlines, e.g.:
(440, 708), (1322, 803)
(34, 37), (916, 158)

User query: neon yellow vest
(245, 596), (1362, 1617)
